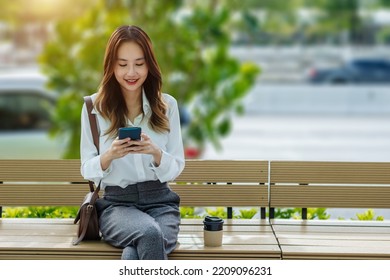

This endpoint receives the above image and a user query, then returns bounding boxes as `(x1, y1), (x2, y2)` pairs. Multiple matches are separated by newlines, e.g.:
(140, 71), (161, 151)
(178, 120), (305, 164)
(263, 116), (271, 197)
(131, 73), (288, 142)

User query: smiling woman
(80, 25), (185, 260)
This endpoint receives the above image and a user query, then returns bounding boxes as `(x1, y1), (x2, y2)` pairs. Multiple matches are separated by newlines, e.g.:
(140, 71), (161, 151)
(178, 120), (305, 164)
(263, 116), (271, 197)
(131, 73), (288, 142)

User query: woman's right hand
(110, 137), (134, 159)
(100, 137), (131, 170)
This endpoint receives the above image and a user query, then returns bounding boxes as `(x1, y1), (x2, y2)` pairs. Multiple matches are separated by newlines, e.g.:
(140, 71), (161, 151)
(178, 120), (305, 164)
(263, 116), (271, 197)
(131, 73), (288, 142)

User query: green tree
(378, 0), (390, 7)
(39, 0), (260, 158)
(218, 0), (305, 44)
(304, 0), (363, 44)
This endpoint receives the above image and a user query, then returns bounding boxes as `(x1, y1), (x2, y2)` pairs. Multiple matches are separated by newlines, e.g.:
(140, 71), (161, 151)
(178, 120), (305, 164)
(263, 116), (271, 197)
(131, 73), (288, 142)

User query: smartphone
(118, 127), (142, 140)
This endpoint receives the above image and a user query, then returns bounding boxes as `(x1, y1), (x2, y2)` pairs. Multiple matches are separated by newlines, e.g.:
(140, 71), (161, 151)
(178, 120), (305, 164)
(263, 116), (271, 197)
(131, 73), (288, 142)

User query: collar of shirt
(91, 88), (151, 118)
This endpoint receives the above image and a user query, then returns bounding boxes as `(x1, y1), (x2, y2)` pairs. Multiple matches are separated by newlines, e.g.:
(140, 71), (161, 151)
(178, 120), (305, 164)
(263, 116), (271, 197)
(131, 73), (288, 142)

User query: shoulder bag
(72, 96), (101, 245)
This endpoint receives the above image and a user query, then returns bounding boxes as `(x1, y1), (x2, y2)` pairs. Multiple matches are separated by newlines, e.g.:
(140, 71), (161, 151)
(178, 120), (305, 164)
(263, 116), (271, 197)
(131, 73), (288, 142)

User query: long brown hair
(95, 25), (169, 137)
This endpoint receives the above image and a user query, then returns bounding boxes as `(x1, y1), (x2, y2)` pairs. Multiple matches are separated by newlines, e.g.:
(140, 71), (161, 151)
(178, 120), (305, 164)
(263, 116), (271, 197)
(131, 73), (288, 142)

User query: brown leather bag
(73, 96), (101, 245)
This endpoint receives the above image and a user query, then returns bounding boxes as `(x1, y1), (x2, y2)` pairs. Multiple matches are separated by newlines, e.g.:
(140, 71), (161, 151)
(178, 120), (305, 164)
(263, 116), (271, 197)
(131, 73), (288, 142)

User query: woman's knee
(137, 222), (164, 243)
(121, 246), (139, 260)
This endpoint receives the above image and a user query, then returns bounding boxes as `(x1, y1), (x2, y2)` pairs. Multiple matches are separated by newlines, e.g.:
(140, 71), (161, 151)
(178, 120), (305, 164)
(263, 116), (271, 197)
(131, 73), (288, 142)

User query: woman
(80, 25), (185, 260)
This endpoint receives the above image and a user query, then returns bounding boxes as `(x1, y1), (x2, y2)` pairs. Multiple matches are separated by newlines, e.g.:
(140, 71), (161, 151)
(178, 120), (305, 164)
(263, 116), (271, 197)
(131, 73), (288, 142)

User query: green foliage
(179, 207), (259, 219)
(274, 208), (385, 221)
(5, 206), (384, 221)
(39, 0), (260, 158)
(274, 208), (330, 220)
(205, 207), (260, 219)
(2, 206), (78, 218)
(294, 208), (330, 220)
(273, 208), (296, 219)
(237, 208), (258, 219)
(205, 207), (228, 219)
(379, 0), (390, 7)
(302, 0), (364, 44)
(310, 208), (330, 220)
(353, 209), (384, 221)
(180, 207), (202, 219)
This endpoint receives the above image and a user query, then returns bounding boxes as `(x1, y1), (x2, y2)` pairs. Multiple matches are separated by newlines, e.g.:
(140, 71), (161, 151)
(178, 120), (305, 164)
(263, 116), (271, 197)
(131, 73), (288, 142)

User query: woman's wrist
(100, 151), (114, 171)
(152, 148), (162, 167)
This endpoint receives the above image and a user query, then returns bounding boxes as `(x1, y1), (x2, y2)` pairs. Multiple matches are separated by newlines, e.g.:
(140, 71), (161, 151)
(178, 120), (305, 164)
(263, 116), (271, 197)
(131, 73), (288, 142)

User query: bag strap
(72, 97), (102, 245)
(84, 96), (99, 154)
(83, 96), (100, 193)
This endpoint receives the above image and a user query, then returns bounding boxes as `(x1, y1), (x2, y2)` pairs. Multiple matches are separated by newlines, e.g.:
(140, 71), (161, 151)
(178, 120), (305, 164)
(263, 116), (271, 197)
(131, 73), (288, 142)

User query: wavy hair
(95, 25), (169, 137)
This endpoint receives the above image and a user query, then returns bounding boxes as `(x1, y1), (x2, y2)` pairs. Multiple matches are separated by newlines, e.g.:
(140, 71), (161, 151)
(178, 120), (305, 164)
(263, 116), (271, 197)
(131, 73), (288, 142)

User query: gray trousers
(96, 180), (180, 260)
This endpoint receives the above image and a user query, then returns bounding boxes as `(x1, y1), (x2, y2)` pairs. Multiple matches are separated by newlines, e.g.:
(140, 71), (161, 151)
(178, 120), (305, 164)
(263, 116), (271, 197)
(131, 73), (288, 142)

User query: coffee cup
(203, 216), (224, 247)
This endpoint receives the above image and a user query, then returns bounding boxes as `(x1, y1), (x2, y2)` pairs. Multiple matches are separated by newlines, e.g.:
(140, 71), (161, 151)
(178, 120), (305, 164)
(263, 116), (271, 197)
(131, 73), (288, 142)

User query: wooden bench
(269, 160), (390, 259)
(0, 159), (279, 260)
(2, 159), (390, 260)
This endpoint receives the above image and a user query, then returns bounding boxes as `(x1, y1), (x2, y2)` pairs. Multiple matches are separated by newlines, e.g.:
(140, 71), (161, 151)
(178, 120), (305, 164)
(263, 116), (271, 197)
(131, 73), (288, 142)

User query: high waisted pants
(96, 180), (180, 260)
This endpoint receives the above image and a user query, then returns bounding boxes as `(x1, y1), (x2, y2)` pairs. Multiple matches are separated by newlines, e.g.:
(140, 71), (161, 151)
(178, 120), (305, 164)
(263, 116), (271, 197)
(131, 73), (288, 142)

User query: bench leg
(227, 207), (233, 219)
(302, 208), (307, 220)
(269, 207), (275, 219)
(261, 207), (266, 219)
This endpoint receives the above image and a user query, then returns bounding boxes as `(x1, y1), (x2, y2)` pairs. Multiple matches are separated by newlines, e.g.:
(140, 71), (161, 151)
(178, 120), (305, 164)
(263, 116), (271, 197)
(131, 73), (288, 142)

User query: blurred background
(1, 0), (390, 218)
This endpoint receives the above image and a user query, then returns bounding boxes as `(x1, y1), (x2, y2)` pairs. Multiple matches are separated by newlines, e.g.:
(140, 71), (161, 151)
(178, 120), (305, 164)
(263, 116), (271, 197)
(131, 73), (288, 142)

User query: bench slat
(175, 160), (268, 183)
(273, 224), (390, 234)
(270, 161), (390, 184)
(0, 183), (267, 207)
(278, 238), (390, 247)
(280, 246), (390, 260)
(171, 184), (267, 206)
(0, 183), (91, 206)
(0, 160), (269, 183)
(0, 160), (83, 182)
(270, 185), (390, 208)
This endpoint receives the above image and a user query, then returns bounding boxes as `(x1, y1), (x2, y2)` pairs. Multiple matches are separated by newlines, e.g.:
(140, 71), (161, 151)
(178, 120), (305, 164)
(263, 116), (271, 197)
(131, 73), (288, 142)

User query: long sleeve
(149, 94), (185, 182)
(80, 99), (111, 185)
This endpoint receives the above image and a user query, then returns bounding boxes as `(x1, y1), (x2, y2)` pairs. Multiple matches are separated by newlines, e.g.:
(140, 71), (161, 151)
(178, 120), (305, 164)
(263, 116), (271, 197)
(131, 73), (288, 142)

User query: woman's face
(114, 41), (148, 96)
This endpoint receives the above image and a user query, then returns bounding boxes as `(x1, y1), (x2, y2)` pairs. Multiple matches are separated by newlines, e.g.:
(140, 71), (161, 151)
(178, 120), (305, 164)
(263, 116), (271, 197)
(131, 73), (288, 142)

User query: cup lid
(203, 216), (224, 231)
(204, 216), (224, 224)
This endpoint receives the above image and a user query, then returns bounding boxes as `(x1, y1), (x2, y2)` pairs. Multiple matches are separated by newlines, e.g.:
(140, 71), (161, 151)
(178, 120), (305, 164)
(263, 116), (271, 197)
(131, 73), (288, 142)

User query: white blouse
(80, 91), (185, 190)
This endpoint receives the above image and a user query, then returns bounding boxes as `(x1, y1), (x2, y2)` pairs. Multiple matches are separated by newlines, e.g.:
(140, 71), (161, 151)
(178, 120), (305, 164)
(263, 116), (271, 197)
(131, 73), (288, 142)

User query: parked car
(0, 68), (67, 159)
(307, 58), (390, 84)
(0, 68), (200, 159)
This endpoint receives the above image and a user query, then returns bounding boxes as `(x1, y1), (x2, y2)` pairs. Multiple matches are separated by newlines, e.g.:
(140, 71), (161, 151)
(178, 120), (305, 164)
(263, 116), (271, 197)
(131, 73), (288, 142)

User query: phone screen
(118, 127), (142, 140)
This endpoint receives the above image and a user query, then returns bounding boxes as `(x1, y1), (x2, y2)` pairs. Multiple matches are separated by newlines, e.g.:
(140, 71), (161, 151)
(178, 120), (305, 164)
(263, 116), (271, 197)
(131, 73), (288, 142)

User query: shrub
(2, 206), (78, 218)
(353, 209), (384, 221)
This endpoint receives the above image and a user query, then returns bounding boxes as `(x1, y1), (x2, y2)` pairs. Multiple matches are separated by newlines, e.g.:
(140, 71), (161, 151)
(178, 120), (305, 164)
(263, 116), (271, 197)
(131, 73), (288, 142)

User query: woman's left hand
(129, 133), (162, 166)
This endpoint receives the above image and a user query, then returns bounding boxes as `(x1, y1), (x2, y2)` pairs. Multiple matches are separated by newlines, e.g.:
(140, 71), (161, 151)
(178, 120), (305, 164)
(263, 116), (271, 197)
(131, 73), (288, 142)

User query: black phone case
(118, 127), (141, 140)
